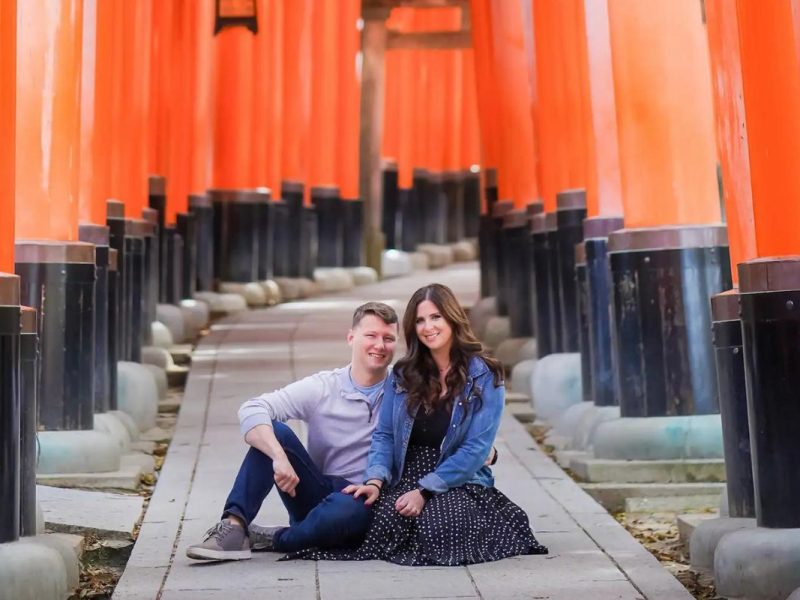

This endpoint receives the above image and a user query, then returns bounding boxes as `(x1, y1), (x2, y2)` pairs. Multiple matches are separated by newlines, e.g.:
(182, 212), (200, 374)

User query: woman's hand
(395, 489), (426, 517)
(342, 482), (381, 506)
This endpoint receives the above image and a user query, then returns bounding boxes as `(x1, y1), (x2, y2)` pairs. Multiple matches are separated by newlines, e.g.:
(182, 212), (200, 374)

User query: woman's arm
(418, 372), (504, 493)
(363, 372), (399, 485)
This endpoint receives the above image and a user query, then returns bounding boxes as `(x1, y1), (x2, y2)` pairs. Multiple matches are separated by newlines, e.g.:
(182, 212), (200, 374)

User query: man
(186, 302), (400, 561)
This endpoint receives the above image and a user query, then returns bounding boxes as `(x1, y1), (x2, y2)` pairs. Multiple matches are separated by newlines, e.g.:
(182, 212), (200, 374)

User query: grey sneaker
(186, 519), (251, 561)
(249, 523), (284, 551)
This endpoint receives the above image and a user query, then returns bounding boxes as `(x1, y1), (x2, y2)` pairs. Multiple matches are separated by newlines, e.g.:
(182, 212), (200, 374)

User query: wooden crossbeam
(386, 29), (472, 50)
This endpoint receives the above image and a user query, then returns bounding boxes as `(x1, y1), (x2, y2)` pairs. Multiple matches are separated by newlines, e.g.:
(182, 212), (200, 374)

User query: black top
(409, 403), (452, 448)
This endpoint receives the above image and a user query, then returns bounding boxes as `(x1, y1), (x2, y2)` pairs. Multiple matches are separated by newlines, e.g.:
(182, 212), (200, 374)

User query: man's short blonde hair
(352, 302), (398, 328)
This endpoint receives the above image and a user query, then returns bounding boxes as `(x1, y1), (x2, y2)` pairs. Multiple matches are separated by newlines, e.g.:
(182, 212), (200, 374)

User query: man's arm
(244, 424), (300, 497)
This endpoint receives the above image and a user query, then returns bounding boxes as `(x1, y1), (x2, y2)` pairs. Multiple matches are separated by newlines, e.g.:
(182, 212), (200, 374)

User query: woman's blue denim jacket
(363, 356), (504, 493)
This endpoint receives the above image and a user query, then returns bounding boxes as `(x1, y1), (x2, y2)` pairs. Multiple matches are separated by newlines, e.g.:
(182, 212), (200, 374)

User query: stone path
(113, 263), (692, 600)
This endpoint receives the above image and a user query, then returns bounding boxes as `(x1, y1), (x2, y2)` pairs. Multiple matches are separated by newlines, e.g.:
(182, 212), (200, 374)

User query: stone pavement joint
(113, 263), (690, 599)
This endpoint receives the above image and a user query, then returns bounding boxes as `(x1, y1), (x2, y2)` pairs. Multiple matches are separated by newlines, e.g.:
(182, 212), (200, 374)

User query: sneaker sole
(186, 548), (252, 561)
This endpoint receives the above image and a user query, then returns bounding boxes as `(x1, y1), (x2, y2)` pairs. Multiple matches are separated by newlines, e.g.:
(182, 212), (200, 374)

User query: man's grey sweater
(238, 365), (384, 483)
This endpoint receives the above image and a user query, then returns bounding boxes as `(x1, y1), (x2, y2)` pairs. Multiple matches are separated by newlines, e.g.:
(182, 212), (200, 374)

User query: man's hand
(395, 489), (426, 517)
(342, 483), (381, 506)
(273, 456), (300, 497)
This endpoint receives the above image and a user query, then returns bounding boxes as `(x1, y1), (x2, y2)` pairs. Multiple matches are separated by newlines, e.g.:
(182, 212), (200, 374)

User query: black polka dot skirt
(285, 445), (548, 566)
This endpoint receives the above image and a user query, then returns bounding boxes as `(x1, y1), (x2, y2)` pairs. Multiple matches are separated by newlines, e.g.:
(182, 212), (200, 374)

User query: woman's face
(415, 300), (453, 355)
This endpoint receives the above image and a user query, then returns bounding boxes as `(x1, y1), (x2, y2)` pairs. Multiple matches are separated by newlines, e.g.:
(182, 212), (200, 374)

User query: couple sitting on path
(187, 283), (547, 566)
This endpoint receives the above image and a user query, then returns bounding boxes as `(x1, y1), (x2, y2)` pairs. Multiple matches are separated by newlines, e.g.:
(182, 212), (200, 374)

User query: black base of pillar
(463, 172), (481, 239)
(124, 222), (149, 363)
(211, 189), (260, 283)
(107, 200), (129, 363)
(164, 226), (184, 305)
(423, 173), (447, 245)
(711, 290), (755, 520)
(272, 200), (290, 277)
(503, 211), (535, 338)
(399, 188), (419, 252)
(444, 172), (465, 244)
(576, 245), (591, 401)
(177, 212), (197, 300)
(0, 274), (20, 544)
(282, 181), (306, 278)
(189, 194), (214, 292)
(108, 250), (119, 411)
(584, 216), (625, 407)
(342, 199), (364, 267)
(609, 226), (730, 417)
(312, 187), (343, 267)
(531, 214), (556, 356)
(148, 176), (168, 304)
(739, 258), (800, 528)
(301, 206), (318, 279)
(382, 163), (399, 249)
(16, 241), (96, 431)
(544, 213), (563, 352)
(555, 191), (587, 353)
(254, 190), (274, 281)
(19, 307), (37, 537)
(492, 201), (514, 316)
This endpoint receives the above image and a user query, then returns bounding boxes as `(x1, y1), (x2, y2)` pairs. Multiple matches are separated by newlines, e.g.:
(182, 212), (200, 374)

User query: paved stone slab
(115, 263), (689, 600)
(38, 485), (144, 539)
(570, 457), (726, 484)
(37, 455), (144, 491)
(581, 482), (726, 513)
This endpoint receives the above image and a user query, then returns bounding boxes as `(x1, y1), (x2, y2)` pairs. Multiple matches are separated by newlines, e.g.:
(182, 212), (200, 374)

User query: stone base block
(506, 402), (536, 424)
(131, 440), (156, 454)
(37, 430), (121, 475)
(470, 296), (498, 340)
(688, 517), (756, 572)
(179, 299), (210, 336)
(531, 353), (582, 423)
(297, 278), (319, 298)
(483, 316), (511, 350)
(677, 511), (719, 546)
(37, 453), (146, 491)
(108, 410), (139, 441)
(140, 426), (172, 443)
(569, 456), (725, 484)
(219, 281), (267, 307)
(150, 321), (173, 349)
(258, 280), (282, 305)
(348, 266), (379, 285)
(23, 533), (83, 591)
(509, 360), (536, 402)
(155, 304), (187, 344)
(554, 449), (589, 469)
(495, 337), (537, 370)
(381, 249), (413, 278)
(408, 251), (430, 271)
(169, 344), (192, 366)
(570, 405), (621, 451)
(167, 365), (189, 387)
(505, 391), (530, 404)
(141, 364), (168, 399)
(715, 527), (800, 600)
(0, 538), (71, 600)
(593, 414), (724, 461)
(93, 412), (133, 453)
(625, 494), (720, 513)
(274, 277), (301, 300)
(548, 401), (596, 449)
(313, 267), (355, 292)
(117, 361), (159, 431)
(417, 243), (454, 269)
(526, 419), (551, 439)
(38, 485), (144, 540)
(580, 481), (725, 513)
(140, 346), (171, 370)
(193, 291), (247, 315)
(450, 240), (477, 262)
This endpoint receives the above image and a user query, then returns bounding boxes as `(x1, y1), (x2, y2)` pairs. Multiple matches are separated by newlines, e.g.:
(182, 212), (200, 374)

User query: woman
(292, 283), (547, 565)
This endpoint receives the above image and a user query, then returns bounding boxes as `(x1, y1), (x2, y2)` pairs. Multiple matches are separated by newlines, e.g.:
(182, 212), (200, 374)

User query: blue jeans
(223, 421), (372, 552)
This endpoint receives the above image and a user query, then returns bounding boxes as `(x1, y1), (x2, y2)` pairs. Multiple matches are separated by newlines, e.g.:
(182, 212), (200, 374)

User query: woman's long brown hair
(394, 284), (503, 417)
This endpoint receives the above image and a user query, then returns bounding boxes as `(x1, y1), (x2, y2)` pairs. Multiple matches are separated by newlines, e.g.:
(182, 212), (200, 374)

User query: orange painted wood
(189, 0), (215, 198)
(443, 50), (463, 173)
(212, 26), (255, 189)
(264, 0), (285, 197)
(336, 0), (361, 200)
(383, 49), (401, 162)
(607, 0), (719, 227)
(16, 0), (84, 241)
(109, 0), (153, 219)
(250, 0), (271, 189)
(583, 0), (623, 217)
(489, 0), (537, 206)
(149, 0), (175, 178)
(280, 0), (312, 196)
(79, 0), (114, 226)
(734, 0), (800, 257)
(704, 0), (755, 281)
(308, 0), (340, 188)
(460, 49), (481, 171)
(0, 0), (15, 270)
(469, 0), (500, 183)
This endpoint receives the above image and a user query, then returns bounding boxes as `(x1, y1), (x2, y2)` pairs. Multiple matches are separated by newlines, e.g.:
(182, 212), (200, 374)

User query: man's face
(347, 314), (398, 374)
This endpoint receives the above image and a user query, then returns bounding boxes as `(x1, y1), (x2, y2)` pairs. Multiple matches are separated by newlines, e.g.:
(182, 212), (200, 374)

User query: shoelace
(203, 521), (233, 542)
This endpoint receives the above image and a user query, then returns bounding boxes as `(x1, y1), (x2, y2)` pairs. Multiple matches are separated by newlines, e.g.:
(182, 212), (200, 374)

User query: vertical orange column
(308, 0), (340, 188)
(337, 0), (361, 201)
(189, 0), (215, 197)
(251, 0), (271, 189)
(443, 50), (463, 176)
(704, 1), (756, 282)
(734, 0), (800, 257)
(281, 0), (312, 198)
(264, 0), (285, 197)
(489, 0), (537, 206)
(469, 0), (499, 176)
(149, 0), (174, 179)
(212, 25), (255, 189)
(583, 0), (623, 217)
(16, 0), (84, 240)
(79, 0), (115, 226)
(0, 0), (15, 271)
(607, 0), (719, 226)
(460, 49), (481, 172)
(109, 0), (152, 218)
